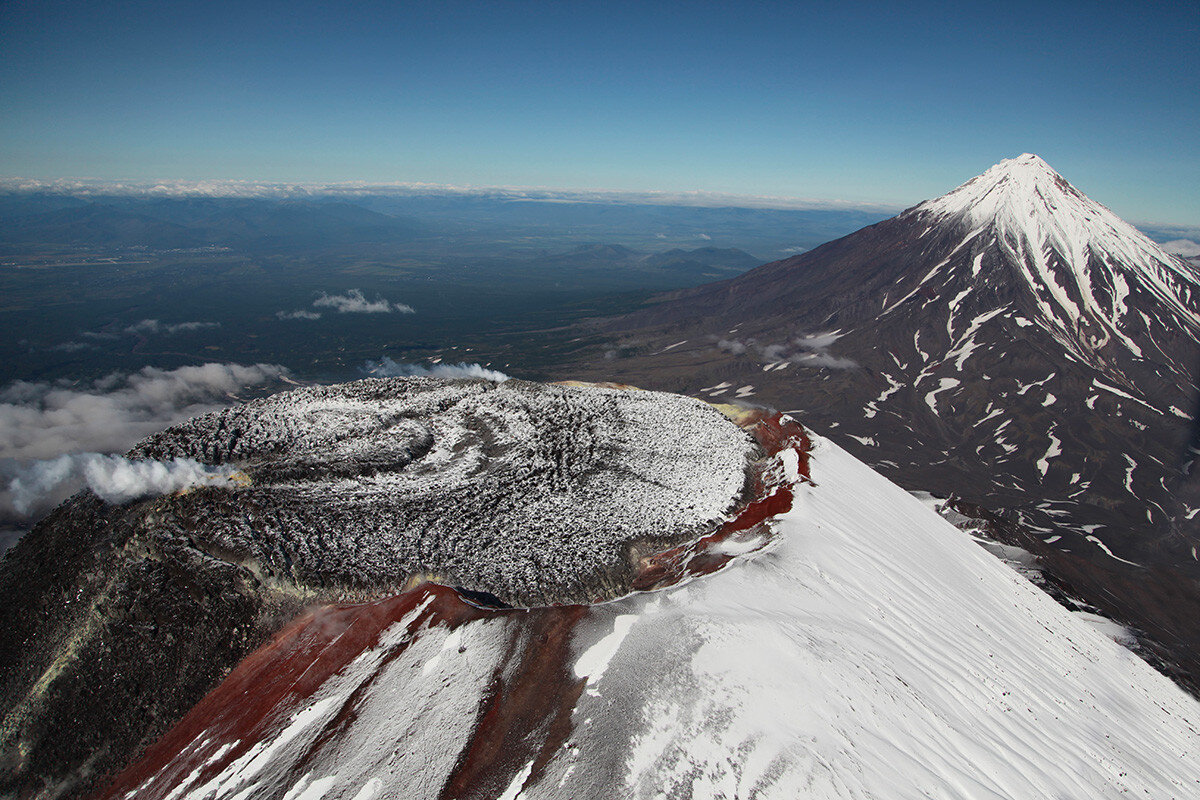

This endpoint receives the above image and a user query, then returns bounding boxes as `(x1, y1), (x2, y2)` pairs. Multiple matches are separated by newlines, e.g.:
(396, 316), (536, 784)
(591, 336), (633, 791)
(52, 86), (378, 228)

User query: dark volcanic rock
(0, 377), (757, 799)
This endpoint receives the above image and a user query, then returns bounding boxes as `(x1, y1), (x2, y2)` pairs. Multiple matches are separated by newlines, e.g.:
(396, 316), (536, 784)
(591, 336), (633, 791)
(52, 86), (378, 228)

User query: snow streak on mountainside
(102, 433), (1200, 800)
(912, 153), (1200, 367)
(555, 154), (1200, 692)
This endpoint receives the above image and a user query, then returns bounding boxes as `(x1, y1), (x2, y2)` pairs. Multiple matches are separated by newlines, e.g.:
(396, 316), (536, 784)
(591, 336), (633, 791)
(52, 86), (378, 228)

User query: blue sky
(1, 0), (1197, 224)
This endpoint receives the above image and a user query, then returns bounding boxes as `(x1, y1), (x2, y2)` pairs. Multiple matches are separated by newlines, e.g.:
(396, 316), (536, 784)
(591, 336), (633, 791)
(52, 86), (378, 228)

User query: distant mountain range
(527, 243), (761, 281)
(0, 190), (893, 258)
(555, 154), (1200, 691)
(0, 197), (428, 251)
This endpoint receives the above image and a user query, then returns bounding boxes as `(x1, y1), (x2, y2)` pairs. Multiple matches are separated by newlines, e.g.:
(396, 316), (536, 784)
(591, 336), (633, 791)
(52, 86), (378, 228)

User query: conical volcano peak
(997, 152), (1055, 173)
(982, 152), (1060, 182)
(916, 153), (1088, 226)
(911, 154), (1195, 322)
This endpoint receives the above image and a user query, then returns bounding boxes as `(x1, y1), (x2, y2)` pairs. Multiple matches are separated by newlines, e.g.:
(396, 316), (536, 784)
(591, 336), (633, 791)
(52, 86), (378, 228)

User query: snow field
(117, 435), (1200, 800)
(551, 435), (1200, 799)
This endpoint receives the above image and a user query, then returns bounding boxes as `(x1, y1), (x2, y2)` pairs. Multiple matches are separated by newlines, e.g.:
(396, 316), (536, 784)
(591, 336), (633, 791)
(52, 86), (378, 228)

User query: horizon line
(1, 176), (1197, 235)
(0, 175), (908, 214)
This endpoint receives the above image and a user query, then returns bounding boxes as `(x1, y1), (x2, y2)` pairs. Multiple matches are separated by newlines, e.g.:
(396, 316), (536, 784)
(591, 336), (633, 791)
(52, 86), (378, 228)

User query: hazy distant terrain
(0, 190), (895, 387)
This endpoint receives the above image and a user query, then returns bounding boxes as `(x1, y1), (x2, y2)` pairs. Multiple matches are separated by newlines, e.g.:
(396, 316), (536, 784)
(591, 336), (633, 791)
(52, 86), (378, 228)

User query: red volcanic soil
(634, 410), (809, 591)
(97, 410), (811, 800)
(95, 585), (490, 799)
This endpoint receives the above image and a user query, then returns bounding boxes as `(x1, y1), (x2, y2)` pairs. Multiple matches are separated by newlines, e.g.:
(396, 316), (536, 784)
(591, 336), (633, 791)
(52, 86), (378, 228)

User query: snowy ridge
(106, 432), (1200, 800)
(912, 153), (1200, 359)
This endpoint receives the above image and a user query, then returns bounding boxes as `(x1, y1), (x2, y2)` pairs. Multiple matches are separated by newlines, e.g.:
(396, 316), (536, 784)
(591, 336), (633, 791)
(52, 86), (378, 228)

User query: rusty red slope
(97, 411), (810, 800)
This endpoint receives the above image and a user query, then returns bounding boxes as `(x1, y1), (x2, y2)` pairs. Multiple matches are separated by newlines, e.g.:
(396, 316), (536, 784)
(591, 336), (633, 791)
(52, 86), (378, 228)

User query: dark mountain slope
(553, 154), (1200, 689)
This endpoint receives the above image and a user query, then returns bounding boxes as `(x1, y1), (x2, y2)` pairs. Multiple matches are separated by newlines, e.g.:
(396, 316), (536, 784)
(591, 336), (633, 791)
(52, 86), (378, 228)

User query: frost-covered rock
(130, 376), (756, 605)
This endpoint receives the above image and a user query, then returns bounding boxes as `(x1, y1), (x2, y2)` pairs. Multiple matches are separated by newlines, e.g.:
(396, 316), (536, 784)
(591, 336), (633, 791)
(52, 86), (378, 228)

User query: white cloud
(1162, 239), (1200, 257)
(364, 356), (508, 382)
(51, 320), (219, 352)
(0, 362), (288, 528)
(3, 454), (238, 521)
(313, 289), (415, 314)
(762, 343), (789, 362)
(50, 341), (92, 352)
(788, 331), (856, 369)
(276, 309), (322, 320)
(712, 332), (856, 370)
(124, 319), (221, 335)
(792, 351), (858, 369)
(0, 362), (289, 462)
(796, 332), (844, 350)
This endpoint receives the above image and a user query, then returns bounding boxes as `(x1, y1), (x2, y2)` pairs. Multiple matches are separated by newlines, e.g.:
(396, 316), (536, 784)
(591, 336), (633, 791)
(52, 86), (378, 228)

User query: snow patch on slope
(923, 377), (959, 414)
(915, 153), (1200, 356)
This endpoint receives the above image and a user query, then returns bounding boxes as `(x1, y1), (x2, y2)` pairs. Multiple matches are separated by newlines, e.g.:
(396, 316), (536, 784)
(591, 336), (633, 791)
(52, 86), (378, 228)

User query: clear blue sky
(1, 0), (1196, 224)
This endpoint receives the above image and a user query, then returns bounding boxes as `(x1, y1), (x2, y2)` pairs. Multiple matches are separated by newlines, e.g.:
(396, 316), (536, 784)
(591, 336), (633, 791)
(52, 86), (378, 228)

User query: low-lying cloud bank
(1, 362), (289, 538)
(125, 319), (221, 335)
(314, 289), (415, 315)
(276, 309), (322, 321)
(0, 177), (902, 213)
(1, 362), (289, 461)
(1162, 239), (1200, 258)
(364, 356), (509, 383)
(278, 289), (416, 320)
(717, 332), (857, 369)
(54, 319), (221, 351)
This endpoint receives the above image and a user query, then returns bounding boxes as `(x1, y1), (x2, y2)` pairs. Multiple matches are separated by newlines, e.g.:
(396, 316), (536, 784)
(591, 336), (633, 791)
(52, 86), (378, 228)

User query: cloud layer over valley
(717, 332), (858, 369)
(278, 289), (416, 320)
(5, 454), (239, 516)
(364, 356), (509, 383)
(0, 362), (289, 538)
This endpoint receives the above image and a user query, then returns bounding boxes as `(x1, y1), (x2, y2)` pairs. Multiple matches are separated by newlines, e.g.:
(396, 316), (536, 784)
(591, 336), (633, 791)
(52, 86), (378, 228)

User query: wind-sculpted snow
(100, 431), (1200, 800)
(0, 378), (758, 799)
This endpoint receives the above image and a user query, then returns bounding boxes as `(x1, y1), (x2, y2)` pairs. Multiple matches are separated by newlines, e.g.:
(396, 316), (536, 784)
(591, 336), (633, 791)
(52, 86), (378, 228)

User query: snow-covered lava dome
(129, 376), (760, 606)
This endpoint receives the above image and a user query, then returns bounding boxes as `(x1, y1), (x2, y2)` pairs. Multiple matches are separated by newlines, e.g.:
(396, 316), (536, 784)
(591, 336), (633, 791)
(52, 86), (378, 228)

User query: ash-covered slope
(100, 430), (1200, 800)
(0, 377), (757, 799)
(557, 154), (1200, 688)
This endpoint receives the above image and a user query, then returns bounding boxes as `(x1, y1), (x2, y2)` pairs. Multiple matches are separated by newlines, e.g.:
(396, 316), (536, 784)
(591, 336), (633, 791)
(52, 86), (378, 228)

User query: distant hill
(521, 243), (762, 288)
(643, 246), (762, 273)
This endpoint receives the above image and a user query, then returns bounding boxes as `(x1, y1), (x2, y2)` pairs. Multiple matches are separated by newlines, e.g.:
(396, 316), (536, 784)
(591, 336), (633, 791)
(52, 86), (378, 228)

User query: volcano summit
(0, 378), (760, 798)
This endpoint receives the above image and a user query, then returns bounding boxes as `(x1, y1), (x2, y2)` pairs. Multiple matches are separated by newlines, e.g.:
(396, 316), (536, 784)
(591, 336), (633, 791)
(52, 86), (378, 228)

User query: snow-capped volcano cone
(906, 153), (1200, 369)
(556, 154), (1200, 692)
